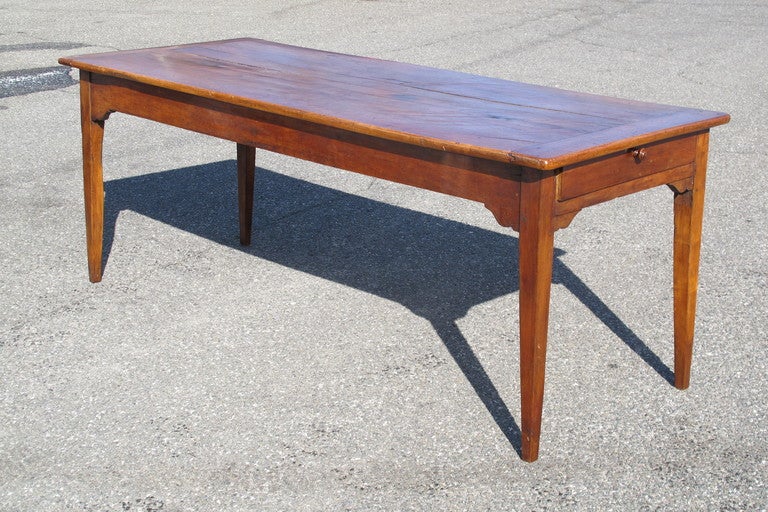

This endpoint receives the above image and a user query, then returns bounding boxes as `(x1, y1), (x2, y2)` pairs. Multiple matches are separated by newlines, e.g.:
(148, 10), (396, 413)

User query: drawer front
(557, 134), (697, 201)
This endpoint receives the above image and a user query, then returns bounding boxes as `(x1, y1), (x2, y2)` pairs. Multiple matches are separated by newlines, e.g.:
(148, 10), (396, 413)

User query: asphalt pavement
(1, 1), (766, 510)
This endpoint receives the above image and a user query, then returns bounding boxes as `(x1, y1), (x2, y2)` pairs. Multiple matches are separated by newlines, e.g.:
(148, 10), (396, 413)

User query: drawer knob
(632, 148), (647, 162)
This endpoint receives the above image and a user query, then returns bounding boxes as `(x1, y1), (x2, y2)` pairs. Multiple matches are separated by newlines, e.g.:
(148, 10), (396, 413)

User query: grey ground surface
(1, 1), (766, 510)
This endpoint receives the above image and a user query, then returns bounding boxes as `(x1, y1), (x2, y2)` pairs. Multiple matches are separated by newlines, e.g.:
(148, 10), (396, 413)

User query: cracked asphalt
(1, 1), (766, 511)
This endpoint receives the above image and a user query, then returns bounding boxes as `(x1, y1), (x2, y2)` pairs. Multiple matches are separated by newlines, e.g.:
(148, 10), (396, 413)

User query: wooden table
(59, 38), (729, 462)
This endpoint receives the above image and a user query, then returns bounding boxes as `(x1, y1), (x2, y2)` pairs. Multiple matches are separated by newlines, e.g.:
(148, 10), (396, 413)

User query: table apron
(83, 72), (708, 232)
(86, 72), (523, 228)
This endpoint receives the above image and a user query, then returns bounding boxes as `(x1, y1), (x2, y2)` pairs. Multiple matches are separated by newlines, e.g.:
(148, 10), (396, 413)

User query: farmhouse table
(59, 38), (729, 462)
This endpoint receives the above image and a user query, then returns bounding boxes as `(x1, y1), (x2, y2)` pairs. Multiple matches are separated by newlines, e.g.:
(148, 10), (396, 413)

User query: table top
(59, 38), (729, 170)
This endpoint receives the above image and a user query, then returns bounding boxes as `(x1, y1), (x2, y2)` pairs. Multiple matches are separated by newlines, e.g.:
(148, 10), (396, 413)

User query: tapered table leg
(237, 143), (256, 246)
(79, 72), (106, 283)
(518, 168), (556, 462)
(672, 132), (709, 390)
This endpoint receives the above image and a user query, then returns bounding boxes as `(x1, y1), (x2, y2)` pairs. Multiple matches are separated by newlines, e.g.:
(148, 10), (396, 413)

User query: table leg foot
(237, 143), (256, 246)
(672, 132), (709, 390)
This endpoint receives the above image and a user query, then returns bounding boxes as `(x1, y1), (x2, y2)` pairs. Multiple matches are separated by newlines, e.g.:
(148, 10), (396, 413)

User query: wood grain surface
(59, 38), (729, 170)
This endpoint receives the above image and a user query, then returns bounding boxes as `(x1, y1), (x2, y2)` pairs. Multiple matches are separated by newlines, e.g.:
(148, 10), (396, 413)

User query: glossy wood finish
(672, 132), (709, 390)
(237, 143), (256, 246)
(518, 168), (557, 462)
(59, 38), (729, 462)
(558, 134), (696, 201)
(79, 72), (106, 283)
(59, 38), (728, 169)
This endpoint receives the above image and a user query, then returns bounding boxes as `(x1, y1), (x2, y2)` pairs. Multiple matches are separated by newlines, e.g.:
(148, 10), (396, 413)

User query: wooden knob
(632, 148), (647, 162)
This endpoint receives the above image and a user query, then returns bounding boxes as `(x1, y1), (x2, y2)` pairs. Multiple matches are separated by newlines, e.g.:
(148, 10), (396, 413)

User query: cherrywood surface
(237, 143), (256, 246)
(78, 76), (105, 284)
(518, 168), (557, 462)
(672, 132), (709, 390)
(59, 39), (730, 462)
(59, 38), (728, 170)
(558, 134), (696, 201)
